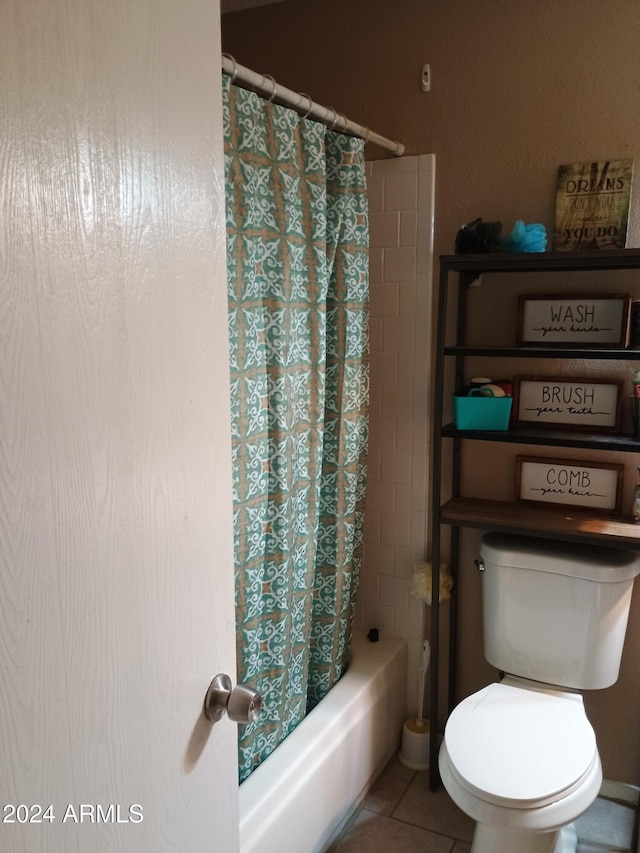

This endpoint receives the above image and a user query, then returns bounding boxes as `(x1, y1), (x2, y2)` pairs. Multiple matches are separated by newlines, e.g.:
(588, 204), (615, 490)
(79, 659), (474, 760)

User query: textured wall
(223, 0), (640, 255)
(222, 0), (640, 785)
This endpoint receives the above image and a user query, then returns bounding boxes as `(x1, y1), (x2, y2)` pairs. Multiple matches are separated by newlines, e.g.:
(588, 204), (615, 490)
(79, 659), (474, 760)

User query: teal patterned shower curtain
(222, 75), (369, 782)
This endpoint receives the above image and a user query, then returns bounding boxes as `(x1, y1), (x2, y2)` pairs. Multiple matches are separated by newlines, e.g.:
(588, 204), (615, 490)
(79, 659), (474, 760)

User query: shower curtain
(222, 75), (369, 782)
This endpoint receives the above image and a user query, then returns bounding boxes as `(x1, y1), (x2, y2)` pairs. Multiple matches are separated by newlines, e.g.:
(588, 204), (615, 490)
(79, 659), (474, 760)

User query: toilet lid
(444, 682), (597, 808)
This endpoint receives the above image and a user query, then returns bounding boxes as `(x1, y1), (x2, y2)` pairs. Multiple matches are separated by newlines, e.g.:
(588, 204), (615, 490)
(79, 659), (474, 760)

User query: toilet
(439, 532), (640, 853)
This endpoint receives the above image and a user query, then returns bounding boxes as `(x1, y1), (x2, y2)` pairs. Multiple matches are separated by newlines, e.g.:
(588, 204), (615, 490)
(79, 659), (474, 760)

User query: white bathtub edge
(239, 632), (408, 853)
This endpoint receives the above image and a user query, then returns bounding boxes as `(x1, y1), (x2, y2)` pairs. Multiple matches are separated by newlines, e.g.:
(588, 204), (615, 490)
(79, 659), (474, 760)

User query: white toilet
(439, 532), (640, 853)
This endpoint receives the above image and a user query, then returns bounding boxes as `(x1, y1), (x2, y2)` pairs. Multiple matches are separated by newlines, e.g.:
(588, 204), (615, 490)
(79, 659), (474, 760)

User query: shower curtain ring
(337, 112), (348, 133)
(299, 93), (314, 120)
(222, 53), (238, 82)
(362, 126), (371, 144)
(262, 74), (277, 104)
(327, 107), (339, 130)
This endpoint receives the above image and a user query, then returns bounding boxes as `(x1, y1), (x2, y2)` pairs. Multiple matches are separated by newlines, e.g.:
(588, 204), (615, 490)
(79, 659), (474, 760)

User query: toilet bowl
(439, 677), (603, 853)
(439, 533), (639, 853)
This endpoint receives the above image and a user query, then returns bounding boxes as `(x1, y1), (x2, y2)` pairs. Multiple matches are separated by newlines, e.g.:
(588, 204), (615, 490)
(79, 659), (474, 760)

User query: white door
(0, 2), (239, 852)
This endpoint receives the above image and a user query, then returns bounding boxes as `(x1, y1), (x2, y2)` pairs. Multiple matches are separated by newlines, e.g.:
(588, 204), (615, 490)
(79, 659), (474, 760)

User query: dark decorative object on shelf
(454, 217), (502, 253)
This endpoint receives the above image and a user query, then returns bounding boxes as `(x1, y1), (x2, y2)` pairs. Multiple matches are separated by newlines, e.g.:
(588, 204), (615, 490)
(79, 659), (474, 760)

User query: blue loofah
(502, 219), (547, 252)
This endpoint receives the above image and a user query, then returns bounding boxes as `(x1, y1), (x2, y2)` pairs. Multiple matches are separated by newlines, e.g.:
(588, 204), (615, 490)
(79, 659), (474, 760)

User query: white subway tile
(366, 479), (396, 514)
(396, 418), (413, 451)
(381, 382), (413, 420)
(383, 246), (416, 282)
(370, 350), (397, 387)
(358, 570), (380, 605)
(397, 349), (416, 382)
(393, 545), (413, 579)
(408, 597), (426, 638)
(412, 326), (429, 369)
(398, 282), (416, 317)
(413, 273), (432, 316)
(384, 172), (418, 211)
(363, 510), (380, 546)
(370, 155), (419, 177)
(412, 372), (429, 420)
(411, 444), (428, 488)
(367, 173), (384, 212)
(367, 449), (381, 481)
(362, 542), (395, 577)
(379, 575), (409, 610)
(418, 171), (435, 225)
(369, 383), (383, 418)
(411, 421), (429, 514)
(411, 418), (428, 456)
(415, 253), (431, 291)
(380, 450), (412, 485)
(369, 247), (384, 283)
(362, 602), (395, 636)
(383, 317), (414, 352)
(394, 484), (412, 516)
(399, 210), (417, 246)
(391, 607), (412, 642)
(411, 480), (427, 515)
(418, 153), (435, 172)
(369, 318), (383, 353)
(370, 283), (399, 318)
(380, 512), (411, 546)
(368, 415), (397, 453)
(410, 510), (427, 556)
(369, 210), (400, 248)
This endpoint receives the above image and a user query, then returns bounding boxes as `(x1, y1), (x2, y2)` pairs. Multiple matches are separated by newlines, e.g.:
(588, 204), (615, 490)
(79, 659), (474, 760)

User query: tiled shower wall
(357, 154), (435, 715)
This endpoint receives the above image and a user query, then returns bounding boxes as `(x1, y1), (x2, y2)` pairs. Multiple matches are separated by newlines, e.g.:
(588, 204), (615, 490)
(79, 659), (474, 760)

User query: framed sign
(516, 455), (623, 514)
(517, 293), (631, 346)
(513, 377), (622, 431)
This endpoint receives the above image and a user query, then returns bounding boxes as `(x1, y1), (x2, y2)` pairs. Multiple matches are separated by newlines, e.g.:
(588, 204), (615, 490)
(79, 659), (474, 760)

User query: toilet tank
(479, 532), (640, 690)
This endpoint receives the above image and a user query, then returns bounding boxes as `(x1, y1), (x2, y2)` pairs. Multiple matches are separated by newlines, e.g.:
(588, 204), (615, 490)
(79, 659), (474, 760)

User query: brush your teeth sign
(515, 378), (621, 430)
(517, 294), (630, 346)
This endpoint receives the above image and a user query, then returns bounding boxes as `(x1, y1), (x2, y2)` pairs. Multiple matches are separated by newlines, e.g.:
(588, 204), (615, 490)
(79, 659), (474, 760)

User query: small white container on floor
(399, 639), (431, 770)
(399, 717), (430, 770)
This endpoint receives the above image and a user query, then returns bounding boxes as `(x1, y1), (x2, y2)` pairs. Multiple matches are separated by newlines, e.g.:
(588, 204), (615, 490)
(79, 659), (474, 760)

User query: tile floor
(329, 756), (637, 853)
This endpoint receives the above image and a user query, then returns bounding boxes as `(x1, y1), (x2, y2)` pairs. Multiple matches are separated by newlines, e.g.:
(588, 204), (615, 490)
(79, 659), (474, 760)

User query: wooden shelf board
(441, 424), (640, 452)
(443, 345), (640, 360)
(439, 497), (640, 547)
(440, 249), (640, 274)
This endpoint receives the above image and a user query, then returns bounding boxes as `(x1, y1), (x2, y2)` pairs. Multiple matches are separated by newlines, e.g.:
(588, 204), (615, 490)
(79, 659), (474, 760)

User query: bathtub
(239, 632), (407, 853)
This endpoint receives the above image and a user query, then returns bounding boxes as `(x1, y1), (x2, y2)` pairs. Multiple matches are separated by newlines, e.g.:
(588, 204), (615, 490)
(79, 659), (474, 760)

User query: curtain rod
(222, 54), (405, 157)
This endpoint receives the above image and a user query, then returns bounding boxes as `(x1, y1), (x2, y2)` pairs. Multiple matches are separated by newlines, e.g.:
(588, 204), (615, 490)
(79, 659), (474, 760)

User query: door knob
(204, 674), (262, 724)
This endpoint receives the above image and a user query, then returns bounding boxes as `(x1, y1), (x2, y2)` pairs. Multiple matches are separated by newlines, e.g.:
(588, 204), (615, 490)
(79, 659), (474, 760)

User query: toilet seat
(443, 681), (598, 809)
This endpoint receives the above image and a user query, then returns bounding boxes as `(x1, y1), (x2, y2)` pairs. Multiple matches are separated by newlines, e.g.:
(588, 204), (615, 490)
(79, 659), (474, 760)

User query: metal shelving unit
(428, 248), (640, 791)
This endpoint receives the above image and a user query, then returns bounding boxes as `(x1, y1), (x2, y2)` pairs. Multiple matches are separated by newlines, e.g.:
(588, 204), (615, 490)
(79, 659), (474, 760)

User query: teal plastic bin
(453, 394), (513, 431)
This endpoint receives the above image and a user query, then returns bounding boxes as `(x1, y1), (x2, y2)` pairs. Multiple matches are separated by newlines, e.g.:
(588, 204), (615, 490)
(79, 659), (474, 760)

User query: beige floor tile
(362, 757), (417, 816)
(331, 757), (635, 853)
(329, 808), (455, 853)
(392, 770), (475, 843)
